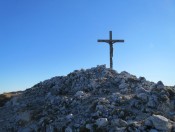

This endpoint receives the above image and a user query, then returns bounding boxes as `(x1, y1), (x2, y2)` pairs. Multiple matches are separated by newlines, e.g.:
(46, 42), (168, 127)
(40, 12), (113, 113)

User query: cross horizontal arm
(112, 40), (124, 43)
(97, 40), (110, 43)
(98, 39), (124, 43)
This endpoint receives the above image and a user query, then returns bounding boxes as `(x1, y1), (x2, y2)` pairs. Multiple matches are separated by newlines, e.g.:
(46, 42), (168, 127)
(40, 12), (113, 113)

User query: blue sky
(0, 0), (175, 93)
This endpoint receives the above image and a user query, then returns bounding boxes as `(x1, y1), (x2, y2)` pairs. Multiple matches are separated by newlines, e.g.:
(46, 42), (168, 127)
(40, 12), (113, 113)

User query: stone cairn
(1, 65), (175, 132)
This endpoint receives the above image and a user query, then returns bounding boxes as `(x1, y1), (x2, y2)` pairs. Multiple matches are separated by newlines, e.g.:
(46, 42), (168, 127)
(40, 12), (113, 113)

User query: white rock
(66, 114), (73, 120)
(98, 97), (109, 104)
(120, 71), (131, 79)
(96, 118), (108, 127)
(145, 114), (172, 131)
(75, 91), (85, 97)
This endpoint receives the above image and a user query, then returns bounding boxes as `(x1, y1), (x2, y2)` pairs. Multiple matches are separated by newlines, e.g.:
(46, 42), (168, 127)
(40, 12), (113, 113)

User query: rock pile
(1, 65), (175, 132)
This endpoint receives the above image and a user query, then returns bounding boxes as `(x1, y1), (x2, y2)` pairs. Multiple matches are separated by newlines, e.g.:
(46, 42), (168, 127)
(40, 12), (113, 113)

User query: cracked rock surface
(1, 65), (175, 132)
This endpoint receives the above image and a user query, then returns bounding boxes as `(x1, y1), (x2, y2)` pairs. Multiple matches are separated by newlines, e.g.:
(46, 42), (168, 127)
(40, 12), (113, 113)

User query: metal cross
(98, 31), (124, 69)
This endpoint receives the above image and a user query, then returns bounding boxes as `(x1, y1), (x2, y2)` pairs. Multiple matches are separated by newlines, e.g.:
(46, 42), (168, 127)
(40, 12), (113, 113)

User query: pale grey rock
(119, 83), (128, 89)
(151, 81), (164, 91)
(111, 119), (128, 127)
(136, 86), (149, 94)
(147, 95), (158, 108)
(98, 97), (110, 104)
(150, 84), (157, 90)
(120, 88), (129, 94)
(96, 118), (108, 127)
(139, 77), (146, 82)
(149, 129), (158, 132)
(110, 92), (122, 102)
(114, 77), (121, 83)
(96, 104), (104, 111)
(136, 93), (148, 102)
(86, 124), (93, 131)
(66, 114), (74, 120)
(120, 79), (126, 84)
(113, 127), (126, 132)
(65, 126), (73, 132)
(75, 91), (85, 97)
(145, 114), (172, 131)
(157, 81), (164, 89)
(120, 71), (132, 79)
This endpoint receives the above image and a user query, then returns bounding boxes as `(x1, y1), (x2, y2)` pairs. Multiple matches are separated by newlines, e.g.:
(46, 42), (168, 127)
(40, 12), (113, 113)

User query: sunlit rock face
(0, 65), (175, 131)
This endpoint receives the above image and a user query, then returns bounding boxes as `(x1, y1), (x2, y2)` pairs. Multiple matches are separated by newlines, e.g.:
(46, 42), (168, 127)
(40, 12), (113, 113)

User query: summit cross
(98, 31), (124, 69)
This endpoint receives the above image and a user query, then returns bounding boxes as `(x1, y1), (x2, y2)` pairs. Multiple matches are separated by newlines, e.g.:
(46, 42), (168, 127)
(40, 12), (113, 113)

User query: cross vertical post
(109, 31), (113, 69)
(97, 31), (124, 69)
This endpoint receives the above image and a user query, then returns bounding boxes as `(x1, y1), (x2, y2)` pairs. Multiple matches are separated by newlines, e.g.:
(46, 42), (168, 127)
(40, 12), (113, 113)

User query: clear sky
(0, 0), (175, 94)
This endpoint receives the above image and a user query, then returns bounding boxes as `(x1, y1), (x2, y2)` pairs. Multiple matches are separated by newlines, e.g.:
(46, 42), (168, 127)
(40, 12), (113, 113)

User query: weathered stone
(119, 83), (128, 89)
(66, 114), (74, 120)
(138, 77), (146, 82)
(149, 129), (158, 132)
(75, 91), (85, 97)
(157, 81), (164, 89)
(86, 124), (93, 130)
(65, 127), (73, 132)
(145, 115), (172, 131)
(96, 118), (108, 127)
(136, 93), (148, 102)
(147, 95), (158, 108)
(111, 119), (128, 127)
(136, 87), (149, 94)
(113, 127), (126, 132)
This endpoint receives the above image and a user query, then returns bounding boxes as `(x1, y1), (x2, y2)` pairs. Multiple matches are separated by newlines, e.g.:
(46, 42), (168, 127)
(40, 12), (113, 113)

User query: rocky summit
(1, 65), (175, 132)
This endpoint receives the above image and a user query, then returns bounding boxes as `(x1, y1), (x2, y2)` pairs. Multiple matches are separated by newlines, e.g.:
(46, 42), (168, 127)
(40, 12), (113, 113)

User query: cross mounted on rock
(98, 31), (124, 69)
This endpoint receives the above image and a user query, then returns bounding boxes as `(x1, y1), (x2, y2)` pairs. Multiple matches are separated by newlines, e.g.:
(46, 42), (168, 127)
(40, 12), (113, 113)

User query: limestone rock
(75, 91), (85, 97)
(136, 93), (148, 102)
(145, 114), (172, 131)
(0, 65), (175, 131)
(111, 119), (128, 127)
(96, 118), (108, 127)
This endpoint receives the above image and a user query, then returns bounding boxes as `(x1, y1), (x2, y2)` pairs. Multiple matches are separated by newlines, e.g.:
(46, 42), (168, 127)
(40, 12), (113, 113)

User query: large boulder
(145, 114), (172, 131)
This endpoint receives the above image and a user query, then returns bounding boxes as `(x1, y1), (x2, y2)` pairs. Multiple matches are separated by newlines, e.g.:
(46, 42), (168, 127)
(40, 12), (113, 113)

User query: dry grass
(0, 92), (21, 107)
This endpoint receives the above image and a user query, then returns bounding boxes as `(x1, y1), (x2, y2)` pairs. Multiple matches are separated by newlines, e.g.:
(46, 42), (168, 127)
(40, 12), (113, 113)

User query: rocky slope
(0, 91), (22, 107)
(1, 65), (175, 132)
